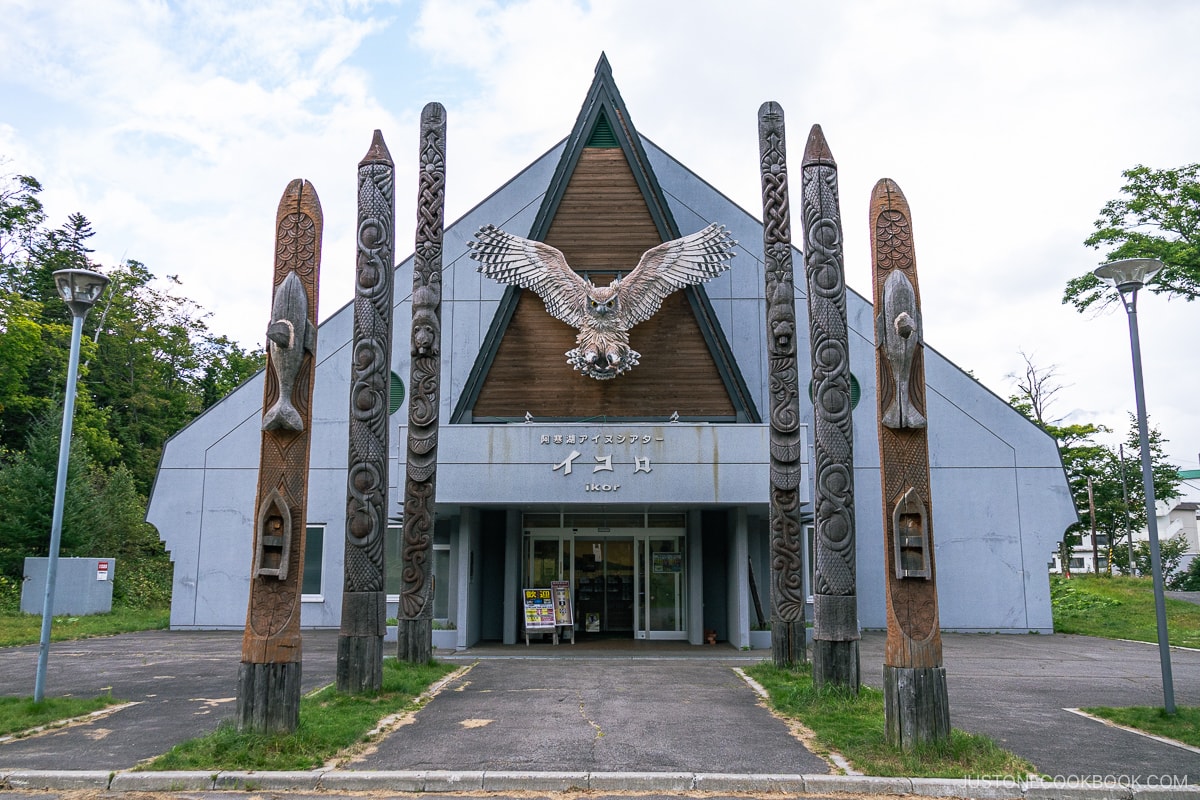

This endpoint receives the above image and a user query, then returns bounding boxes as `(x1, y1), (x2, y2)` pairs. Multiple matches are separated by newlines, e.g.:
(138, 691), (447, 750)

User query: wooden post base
(235, 660), (301, 733)
(336, 634), (384, 694)
(771, 620), (807, 667)
(884, 665), (950, 750)
(397, 617), (433, 664)
(813, 639), (860, 692)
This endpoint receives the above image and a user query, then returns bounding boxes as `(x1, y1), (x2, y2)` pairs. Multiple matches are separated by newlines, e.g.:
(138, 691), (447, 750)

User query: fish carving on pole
(237, 178), (322, 733)
(262, 272), (316, 431)
(469, 223), (735, 380)
(870, 177), (949, 750)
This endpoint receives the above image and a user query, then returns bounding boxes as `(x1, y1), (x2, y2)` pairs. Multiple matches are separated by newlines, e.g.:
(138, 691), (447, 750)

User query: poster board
(523, 588), (556, 631)
(551, 580), (573, 626)
(522, 584), (574, 645)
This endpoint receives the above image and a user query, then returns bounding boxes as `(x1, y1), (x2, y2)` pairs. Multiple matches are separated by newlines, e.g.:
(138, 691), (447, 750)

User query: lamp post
(33, 268), (110, 703)
(1093, 257), (1174, 715)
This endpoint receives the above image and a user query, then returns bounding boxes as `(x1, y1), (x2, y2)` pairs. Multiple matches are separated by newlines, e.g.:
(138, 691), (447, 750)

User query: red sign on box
(97, 561), (109, 581)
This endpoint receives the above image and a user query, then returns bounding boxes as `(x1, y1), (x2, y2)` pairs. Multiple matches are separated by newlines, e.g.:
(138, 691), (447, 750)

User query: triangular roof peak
(453, 54), (759, 424)
(529, 54), (680, 241)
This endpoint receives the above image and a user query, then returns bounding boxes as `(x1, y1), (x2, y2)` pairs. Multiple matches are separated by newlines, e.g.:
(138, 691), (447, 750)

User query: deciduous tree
(1008, 358), (1180, 574)
(1064, 163), (1200, 312)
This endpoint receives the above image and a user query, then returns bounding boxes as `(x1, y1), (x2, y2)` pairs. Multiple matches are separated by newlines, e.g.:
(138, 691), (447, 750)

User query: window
(1069, 557), (1085, 570)
(302, 525), (325, 598)
(433, 545), (450, 618)
(385, 525), (451, 621)
(386, 524), (403, 596)
(1095, 534), (1109, 547)
(806, 525), (816, 600)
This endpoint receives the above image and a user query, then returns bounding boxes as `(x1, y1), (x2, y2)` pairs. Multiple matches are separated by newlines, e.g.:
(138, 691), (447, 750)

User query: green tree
(1064, 163), (1200, 312)
(0, 416), (94, 582)
(0, 170), (45, 274)
(1175, 556), (1200, 591)
(1110, 533), (1192, 587)
(1008, 357), (1180, 575)
(0, 162), (262, 606)
(87, 463), (173, 607)
(198, 334), (264, 410)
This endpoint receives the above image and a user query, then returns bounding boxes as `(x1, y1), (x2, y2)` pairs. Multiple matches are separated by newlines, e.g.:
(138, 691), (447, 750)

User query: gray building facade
(147, 59), (1075, 647)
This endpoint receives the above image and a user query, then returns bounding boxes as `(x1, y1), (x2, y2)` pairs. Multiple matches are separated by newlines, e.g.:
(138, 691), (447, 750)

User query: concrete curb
(1, 769), (1197, 797)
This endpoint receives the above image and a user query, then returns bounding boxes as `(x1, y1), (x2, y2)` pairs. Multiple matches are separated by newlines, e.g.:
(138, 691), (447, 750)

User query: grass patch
(144, 658), (456, 771)
(0, 606), (170, 648)
(746, 662), (1035, 778)
(0, 694), (122, 737)
(1050, 575), (1200, 648)
(1083, 706), (1200, 748)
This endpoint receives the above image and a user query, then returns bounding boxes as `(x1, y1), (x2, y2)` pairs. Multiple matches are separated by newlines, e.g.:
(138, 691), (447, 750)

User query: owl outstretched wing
(468, 225), (592, 328)
(616, 223), (736, 326)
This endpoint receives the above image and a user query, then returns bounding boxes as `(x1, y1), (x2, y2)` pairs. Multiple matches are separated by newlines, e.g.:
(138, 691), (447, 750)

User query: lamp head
(1093, 258), (1163, 294)
(53, 269), (110, 318)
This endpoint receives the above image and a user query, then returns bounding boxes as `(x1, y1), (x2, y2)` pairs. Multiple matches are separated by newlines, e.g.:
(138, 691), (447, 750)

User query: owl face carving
(588, 287), (618, 317)
(468, 224), (736, 380)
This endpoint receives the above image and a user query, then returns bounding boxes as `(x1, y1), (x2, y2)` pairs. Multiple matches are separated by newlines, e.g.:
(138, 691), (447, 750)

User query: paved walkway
(0, 629), (1198, 796)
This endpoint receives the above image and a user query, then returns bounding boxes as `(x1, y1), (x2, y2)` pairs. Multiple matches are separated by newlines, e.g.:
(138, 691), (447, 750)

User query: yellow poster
(523, 588), (556, 630)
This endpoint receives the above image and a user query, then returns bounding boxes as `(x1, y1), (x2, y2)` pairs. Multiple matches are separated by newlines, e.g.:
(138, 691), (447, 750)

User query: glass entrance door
(524, 524), (686, 640)
(574, 538), (634, 634)
(637, 535), (686, 639)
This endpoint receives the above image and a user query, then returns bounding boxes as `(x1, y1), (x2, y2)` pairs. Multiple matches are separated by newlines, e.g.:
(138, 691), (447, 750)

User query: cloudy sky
(2, 0), (1197, 472)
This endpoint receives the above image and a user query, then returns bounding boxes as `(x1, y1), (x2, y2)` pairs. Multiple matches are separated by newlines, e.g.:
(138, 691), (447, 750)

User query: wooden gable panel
(472, 148), (737, 420)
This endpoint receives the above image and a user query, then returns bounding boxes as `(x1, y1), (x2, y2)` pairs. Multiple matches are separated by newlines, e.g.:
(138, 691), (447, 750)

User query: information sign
(653, 552), (682, 573)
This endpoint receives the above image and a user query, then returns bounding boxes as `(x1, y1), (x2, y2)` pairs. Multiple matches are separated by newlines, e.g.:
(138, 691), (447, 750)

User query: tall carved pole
(801, 125), (859, 692)
(870, 178), (950, 749)
(237, 179), (322, 732)
(758, 101), (806, 667)
(398, 103), (446, 664)
(337, 131), (396, 693)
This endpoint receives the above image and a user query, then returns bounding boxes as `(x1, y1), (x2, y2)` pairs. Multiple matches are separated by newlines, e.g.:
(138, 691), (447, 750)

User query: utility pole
(1119, 444), (1135, 575)
(1088, 475), (1099, 574)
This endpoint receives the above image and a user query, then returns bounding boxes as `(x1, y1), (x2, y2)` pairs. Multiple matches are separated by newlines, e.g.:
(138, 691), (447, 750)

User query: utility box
(21, 557), (115, 616)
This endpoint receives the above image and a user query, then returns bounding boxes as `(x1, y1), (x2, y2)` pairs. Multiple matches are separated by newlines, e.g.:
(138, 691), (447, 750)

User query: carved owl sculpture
(468, 223), (736, 379)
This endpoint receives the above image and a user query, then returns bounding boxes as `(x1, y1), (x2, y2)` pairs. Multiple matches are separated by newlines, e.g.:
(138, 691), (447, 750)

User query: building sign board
(430, 423), (796, 506)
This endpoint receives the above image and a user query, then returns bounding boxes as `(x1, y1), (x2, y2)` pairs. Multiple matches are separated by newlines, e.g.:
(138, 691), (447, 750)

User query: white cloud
(2, 0), (1197, 467)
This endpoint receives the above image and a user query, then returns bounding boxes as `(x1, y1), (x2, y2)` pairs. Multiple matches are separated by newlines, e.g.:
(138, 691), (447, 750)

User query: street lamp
(1093, 257), (1174, 715)
(33, 268), (110, 703)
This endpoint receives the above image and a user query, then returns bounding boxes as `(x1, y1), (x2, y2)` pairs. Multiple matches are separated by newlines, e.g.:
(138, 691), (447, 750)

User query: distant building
(147, 57), (1075, 646)
(1050, 468), (1200, 576)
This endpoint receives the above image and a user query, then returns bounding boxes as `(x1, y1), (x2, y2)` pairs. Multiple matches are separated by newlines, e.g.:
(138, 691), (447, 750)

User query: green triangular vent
(586, 113), (619, 148)
(389, 372), (405, 415)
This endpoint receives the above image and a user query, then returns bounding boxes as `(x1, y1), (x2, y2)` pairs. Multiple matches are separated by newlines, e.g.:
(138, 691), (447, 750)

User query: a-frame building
(148, 56), (1074, 646)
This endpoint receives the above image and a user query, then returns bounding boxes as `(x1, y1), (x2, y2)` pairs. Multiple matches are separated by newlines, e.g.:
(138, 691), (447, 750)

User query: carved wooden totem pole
(237, 179), (322, 732)
(870, 178), (950, 749)
(398, 103), (446, 664)
(757, 102), (806, 667)
(337, 131), (395, 693)
(801, 125), (859, 692)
